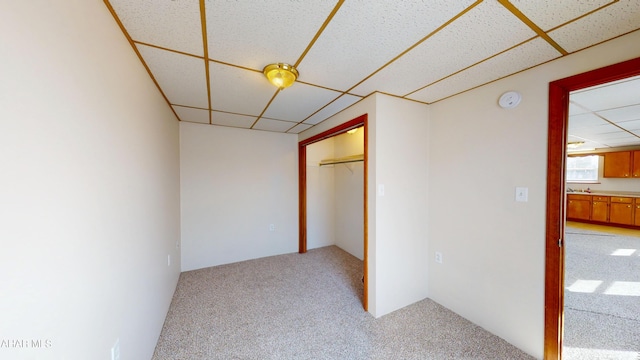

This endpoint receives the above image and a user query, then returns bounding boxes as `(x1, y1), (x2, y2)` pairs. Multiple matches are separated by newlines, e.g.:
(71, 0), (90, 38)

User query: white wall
(180, 123), (298, 271)
(428, 30), (640, 359)
(0, 2), (181, 360)
(372, 94), (430, 317)
(306, 138), (336, 250)
(334, 130), (365, 260)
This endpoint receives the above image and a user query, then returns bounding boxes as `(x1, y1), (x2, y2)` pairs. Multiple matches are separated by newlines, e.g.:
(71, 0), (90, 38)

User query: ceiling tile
(211, 111), (255, 129)
(596, 131), (639, 140)
(105, 0), (638, 136)
(252, 119), (297, 132)
(616, 119), (640, 131)
(137, 44), (208, 108)
(297, 0), (476, 91)
(598, 104), (640, 123)
(109, 0), (203, 56)
(510, 0), (613, 31)
(303, 94), (362, 125)
(262, 83), (342, 122)
(571, 76), (640, 111)
(569, 102), (592, 116)
(408, 38), (560, 103)
(548, 1), (640, 53)
(602, 137), (640, 147)
(351, 1), (537, 97)
(173, 105), (209, 124)
(598, 128), (633, 139)
(204, 0), (338, 69)
(569, 113), (611, 130)
(573, 123), (622, 137)
(287, 123), (313, 134)
(209, 62), (277, 116)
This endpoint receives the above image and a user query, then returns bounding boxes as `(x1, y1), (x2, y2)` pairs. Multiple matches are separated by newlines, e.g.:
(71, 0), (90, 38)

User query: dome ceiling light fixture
(567, 141), (585, 149)
(263, 63), (299, 89)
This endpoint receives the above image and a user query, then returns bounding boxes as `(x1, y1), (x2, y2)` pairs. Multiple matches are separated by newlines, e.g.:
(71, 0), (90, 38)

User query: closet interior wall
(306, 130), (365, 259)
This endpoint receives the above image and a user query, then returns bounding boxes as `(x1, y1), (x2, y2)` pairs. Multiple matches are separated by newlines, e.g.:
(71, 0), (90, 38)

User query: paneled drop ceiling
(569, 75), (640, 151)
(104, 0), (640, 135)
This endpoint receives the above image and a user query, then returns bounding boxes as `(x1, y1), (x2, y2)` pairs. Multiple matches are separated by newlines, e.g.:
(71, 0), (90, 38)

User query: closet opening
(298, 114), (368, 310)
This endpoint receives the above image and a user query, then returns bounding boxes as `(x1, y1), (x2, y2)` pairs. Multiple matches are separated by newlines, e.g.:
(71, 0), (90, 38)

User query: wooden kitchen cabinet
(591, 196), (609, 222)
(610, 197), (634, 225)
(566, 193), (640, 229)
(633, 150), (640, 178)
(603, 151), (632, 178)
(567, 194), (591, 221)
(635, 199), (640, 226)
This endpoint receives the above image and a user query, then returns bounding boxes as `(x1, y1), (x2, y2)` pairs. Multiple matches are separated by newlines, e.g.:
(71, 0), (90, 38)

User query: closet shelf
(319, 154), (364, 166)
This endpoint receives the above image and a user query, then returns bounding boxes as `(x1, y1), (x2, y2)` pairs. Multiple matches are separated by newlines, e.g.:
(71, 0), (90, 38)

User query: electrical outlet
(435, 252), (443, 264)
(111, 338), (120, 360)
(175, 240), (180, 249)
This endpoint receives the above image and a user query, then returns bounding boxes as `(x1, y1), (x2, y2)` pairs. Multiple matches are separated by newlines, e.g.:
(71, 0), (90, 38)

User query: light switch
(378, 184), (385, 197)
(515, 187), (528, 202)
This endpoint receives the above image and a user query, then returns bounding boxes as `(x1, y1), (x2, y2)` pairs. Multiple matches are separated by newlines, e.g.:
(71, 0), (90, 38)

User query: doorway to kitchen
(298, 114), (368, 310)
(544, 57), (640, 360)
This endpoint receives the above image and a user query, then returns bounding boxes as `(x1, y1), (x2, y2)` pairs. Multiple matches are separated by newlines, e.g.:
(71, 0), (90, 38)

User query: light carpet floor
(563, 225), (640, 360)
(152, 246), (534, 360)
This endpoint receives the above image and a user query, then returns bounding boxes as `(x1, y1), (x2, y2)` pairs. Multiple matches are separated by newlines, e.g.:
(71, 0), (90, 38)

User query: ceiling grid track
(250, 90), (280, 129)
(251, 0), (346, 130)
(497, 0), (568, 55)
(291, 0), (483, 130)
(102, 0), (180, 121)
(132, 41), (204, 60)
(546, 0), (620, 34)
(570, 101), (640, 141)
(342, 0), (483, 96)
(103, 0), (640, 137)
(293, 0), (346, 69)
(199, 0), (213, 124)
(403, 35), (540, 99)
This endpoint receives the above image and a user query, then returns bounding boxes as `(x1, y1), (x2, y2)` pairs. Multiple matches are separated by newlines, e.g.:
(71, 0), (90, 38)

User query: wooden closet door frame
(545, 57), (640, 360)
(298, 114), (368, 311)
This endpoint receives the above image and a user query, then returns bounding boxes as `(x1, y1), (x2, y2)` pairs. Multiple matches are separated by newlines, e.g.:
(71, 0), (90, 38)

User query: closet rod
(319, 154), (364, 166)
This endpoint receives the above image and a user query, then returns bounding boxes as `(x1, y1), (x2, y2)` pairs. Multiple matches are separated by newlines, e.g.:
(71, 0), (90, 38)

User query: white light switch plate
(111, 338), (120, 360)
(515, 187), (528, 202)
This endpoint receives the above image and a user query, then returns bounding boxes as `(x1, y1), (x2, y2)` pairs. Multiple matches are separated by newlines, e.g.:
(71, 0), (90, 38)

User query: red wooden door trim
(545, 57), (640, 360)
(298, 114), (369, 310)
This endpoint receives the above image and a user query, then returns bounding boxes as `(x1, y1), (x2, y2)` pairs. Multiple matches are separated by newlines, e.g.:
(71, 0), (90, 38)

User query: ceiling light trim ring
(263, 63), (299, 89)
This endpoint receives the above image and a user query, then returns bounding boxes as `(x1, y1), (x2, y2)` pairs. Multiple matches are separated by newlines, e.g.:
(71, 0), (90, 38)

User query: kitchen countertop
(566, 191), (640, 198)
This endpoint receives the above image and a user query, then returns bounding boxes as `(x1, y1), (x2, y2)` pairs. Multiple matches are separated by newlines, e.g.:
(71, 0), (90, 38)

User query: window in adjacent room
(566, 155), (599, 182)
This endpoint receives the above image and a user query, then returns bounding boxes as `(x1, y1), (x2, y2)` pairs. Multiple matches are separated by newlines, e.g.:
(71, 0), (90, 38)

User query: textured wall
(428, 30), (640, 359)
(180, 123), (298, 271)
(0, 2), (181, 359)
